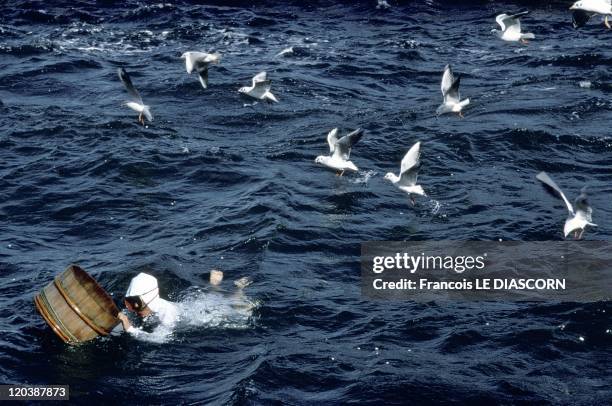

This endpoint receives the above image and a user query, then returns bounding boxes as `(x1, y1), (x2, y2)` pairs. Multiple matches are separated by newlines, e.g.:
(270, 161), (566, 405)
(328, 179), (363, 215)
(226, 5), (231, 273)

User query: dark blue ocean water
(1, 0), (611, 404)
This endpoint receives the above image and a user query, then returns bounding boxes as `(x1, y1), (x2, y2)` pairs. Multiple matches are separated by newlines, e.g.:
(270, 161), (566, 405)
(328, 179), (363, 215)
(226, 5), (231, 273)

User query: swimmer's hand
(117, 312), (132, 331)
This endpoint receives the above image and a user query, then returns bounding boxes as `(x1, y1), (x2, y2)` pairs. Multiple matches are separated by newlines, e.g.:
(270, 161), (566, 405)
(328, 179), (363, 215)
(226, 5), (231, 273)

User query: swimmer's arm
(125, 325), (172, 343)
(118, 311), (174, 342)
(117, 311), (174, 342)
(117, 312), (133, 331)
(117, 313), (147, 337)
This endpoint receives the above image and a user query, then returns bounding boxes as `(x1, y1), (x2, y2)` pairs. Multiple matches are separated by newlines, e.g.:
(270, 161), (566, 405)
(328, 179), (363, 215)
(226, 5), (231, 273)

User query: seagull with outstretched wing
(536, 171), (597, 239)
(238, 71), (278, 102)
(492, 10), (535, 43)
(384, 141), (426, 205)
(436, 64), (470, 117)
(181, 51), (221, 89)
(118, 67), (153, 125)
(315, 128), (365, 176)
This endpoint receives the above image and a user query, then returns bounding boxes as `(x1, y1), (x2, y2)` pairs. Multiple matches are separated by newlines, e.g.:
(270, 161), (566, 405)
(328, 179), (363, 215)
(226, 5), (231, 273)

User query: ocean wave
(1, 1), (611, 403)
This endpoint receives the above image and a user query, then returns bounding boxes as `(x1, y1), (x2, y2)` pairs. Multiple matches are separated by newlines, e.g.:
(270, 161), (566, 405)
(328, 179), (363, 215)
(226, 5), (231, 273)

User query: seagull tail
(142, 106), (153, 122)
(521, 33), (535, 40)
(459, 98), (470, 108)
(265, 92), (279, 103)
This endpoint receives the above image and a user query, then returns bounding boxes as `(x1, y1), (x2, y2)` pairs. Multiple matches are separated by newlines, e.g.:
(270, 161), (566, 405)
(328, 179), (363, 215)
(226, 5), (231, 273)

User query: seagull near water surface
(315, 128), (365, 176)
(376, 0), (391, 10)
(570, 0), (612, 28)
(436, 64), (470, 117)
(536, 171), (597, 239)
(118, 67), (153, 125)
(384, 141), (425, 205)
(492, 10), (535, 43)
(181, 51), (221, 89)
(238, 71), (278, 102)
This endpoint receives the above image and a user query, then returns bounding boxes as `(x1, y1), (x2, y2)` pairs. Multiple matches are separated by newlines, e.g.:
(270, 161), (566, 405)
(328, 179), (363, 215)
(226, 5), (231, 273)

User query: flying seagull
(238, 71), (278, 102)
(536, 171), (597, 239)
(315, 128), (365, 176)
(570, 0), (612, 29)
(118, 68), (152, 125)
(436, 64), (470, 117)
(377, 0), (391, 10)
(181, 51), (221, 89)
(384, 141), (425, 205)
(492, 11), (535, 43)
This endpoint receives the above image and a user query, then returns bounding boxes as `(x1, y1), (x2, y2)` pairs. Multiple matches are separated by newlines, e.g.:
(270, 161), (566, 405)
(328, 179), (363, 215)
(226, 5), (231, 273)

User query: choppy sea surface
(1, 0), (611, 404)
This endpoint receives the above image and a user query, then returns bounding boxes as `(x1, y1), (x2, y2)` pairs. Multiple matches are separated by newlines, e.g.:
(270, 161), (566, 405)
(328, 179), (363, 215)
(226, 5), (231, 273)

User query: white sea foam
(429, 199), (441, 215)
(350, 170), (377, 184)
(176, 288), (257, 330)
(52, 22), (182, 55)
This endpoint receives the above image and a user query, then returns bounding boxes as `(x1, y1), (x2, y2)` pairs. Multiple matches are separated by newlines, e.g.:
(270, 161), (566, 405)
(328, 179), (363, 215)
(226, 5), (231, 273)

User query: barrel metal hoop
(35, 291), (78, 343)
(35, 294), (72, 343)
(53, 279), (108, 336)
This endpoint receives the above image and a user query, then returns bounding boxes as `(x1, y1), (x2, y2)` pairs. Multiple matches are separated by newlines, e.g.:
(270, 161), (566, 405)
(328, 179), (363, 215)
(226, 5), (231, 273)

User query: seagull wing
(572, 10), (594, 29)
(252, 71), (268, 85)
(440, 64), (454, 96)
(326, 128), (340, 154)
(509, 10), (529, 20)
(444, 76), (461, 104)
(505, 11), (527, 35)
(194, 60), (209, 88)
(189, 51), (209, 60)
(441, 64), (461, 104)
(252, 78), (272, 95)
(398, 142), (421, 186)
(574, 188), (594, 222)
(564, 188), (596, 237)
(496, 11), (528, 36)
(536, 171), (575, 215)
(400, 142), (421, 174)
(118, 67), (143, 104)
(495, 13), (510, 31)
(248, 72), (271, 96)
(204, 52), (221, 64)
(333, 128), (364, 161)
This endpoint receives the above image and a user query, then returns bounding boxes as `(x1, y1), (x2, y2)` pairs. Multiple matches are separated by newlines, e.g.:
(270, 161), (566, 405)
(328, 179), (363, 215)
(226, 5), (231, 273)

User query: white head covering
(125, 272), (160, 310)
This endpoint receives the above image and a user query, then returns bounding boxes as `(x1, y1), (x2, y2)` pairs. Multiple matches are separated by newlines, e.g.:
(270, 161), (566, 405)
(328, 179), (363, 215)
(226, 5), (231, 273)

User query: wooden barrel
(34, 265), (120, 345)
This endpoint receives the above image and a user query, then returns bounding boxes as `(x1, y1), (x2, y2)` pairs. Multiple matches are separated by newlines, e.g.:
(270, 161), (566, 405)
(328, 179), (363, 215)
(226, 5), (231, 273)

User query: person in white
(117, 270), (251, 342)
(117, 272), (179, 342)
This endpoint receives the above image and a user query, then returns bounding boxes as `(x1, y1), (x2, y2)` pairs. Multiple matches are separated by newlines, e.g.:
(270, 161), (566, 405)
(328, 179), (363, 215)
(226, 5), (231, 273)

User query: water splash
(350, 169), (377, 184)
(176, 287), (257, 330)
